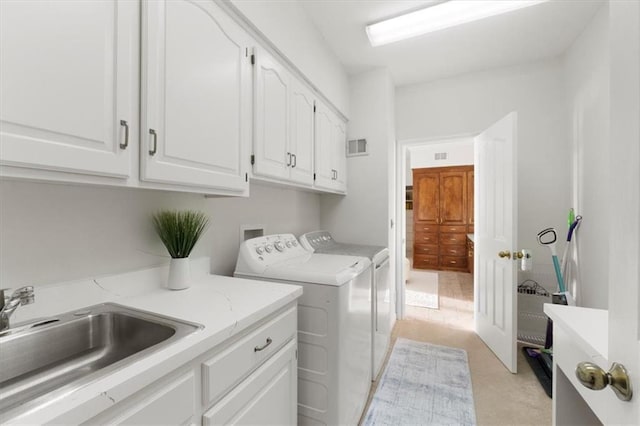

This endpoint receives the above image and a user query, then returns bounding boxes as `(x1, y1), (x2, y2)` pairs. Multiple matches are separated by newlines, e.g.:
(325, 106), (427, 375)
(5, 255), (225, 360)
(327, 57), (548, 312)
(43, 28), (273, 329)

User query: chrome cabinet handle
(148, 129), (157, 156)
(286, 152), (291, 166)
(119, 120), (129, 149)
(254, 337), (272, 352)
(292, 154), (297, 168)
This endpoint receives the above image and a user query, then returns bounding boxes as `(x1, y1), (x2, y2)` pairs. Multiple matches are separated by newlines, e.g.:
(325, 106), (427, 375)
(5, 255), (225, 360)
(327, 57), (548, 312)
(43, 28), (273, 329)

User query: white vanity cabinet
(0, 0), (137, 179)
(314, 101), (347, 194)
(141, 0), (252, 194)
(252, 48), (315, 187)
(79, 304), (298, 426)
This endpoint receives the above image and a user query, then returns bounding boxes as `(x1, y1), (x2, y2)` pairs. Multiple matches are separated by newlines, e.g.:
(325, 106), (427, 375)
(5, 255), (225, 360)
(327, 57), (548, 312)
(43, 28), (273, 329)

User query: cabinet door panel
(142, 0), (250, 191)
(313, 102), (335, 190)
(440, 171), (467, 225)
(203, 340), (297, 426)
(333, 120), (347, 192)
(289, 80), (314, 185)
(254, 49), (290, 181)
(0, 0), (135, 178)
(467, 170), (475, 226)
(413, 171), (439, 224)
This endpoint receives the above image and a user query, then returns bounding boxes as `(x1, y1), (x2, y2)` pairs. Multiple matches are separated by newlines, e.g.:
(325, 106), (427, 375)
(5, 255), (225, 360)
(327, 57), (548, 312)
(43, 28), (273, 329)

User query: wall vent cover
(347, 139), (368, 157)
(434, 152), (448, 160)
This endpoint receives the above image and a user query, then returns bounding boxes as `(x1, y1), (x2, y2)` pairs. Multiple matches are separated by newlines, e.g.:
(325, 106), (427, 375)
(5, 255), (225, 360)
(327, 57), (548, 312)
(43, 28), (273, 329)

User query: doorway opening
(396, 135), (475, 321)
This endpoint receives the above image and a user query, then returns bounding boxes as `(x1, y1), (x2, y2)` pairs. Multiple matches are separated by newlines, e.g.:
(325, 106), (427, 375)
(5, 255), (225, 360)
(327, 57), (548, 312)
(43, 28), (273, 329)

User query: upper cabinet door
(332, 120), (347, 192)
(0, 0), (136, 178)
(141, 0), (251, 192)
(253, 48), (291, 181)
(439, 170), (467, 226)
(289, 80), (315, 186)
(313, 102), (335, 191)
(413, 171), (440, 225)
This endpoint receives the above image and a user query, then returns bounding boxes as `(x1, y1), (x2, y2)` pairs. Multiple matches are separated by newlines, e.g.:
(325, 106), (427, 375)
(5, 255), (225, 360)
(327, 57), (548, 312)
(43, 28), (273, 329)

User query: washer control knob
(292, 240), (298, 247)
(264, 244), (273, 253)
(275, 241), (285, 252)
(255, 247), (264, 255)
(286, 241), (293, 248)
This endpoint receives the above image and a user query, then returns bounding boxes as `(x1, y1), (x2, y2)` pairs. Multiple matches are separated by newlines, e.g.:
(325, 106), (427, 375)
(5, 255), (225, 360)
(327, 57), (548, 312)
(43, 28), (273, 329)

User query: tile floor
(363, 270), (551, 425)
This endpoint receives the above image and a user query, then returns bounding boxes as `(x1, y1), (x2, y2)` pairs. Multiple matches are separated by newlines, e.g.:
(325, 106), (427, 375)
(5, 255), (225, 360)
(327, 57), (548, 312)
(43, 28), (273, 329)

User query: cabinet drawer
(202, 306), (297, 406)
(415, 232), (438, 244)
(203, 340), (297, 426)
(441, 245), (467, 257)
(440, 233), (467, 245)
(414, 244), (438, 256)
(468, 225), (474, 233)
(414, 224), (437, 233)
(440, 225), (467, 233)
(413, 255), (438, 269)
(440, 256), (468, 269)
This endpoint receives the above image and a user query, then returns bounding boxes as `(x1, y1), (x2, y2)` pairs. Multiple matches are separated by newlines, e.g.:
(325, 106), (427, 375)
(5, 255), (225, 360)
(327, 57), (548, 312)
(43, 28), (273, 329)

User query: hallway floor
(366, 270), (551, 425)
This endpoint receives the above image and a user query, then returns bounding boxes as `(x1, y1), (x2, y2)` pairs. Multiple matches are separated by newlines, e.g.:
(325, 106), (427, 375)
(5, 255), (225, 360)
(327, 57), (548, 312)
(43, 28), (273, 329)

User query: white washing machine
(234, 234), (372, 426)
(299, 230), (392, 381)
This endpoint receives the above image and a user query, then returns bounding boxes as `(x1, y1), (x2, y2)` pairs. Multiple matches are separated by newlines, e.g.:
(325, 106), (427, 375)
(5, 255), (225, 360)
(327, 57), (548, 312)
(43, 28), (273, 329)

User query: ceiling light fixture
(366, 0), (550, 47)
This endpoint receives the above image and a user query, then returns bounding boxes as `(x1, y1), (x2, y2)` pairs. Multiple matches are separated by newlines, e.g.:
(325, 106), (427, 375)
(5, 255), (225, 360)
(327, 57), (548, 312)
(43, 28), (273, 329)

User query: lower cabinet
(203, 341), (297, 426)
(81, 305), (297, 426)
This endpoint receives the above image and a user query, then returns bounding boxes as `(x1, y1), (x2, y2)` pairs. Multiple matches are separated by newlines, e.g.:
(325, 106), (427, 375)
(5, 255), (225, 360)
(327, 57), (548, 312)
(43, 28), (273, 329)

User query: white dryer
(299, 230), (392, 381)
(234, 234), (372, 426)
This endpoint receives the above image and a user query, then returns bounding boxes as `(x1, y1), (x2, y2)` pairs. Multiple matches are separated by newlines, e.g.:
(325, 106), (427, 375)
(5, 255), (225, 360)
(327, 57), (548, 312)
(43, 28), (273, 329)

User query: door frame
(394, 133), (477, 319)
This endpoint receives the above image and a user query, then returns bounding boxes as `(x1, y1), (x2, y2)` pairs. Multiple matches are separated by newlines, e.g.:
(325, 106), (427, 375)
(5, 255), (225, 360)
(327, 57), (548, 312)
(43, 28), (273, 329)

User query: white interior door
(604, 1), (639, 422)
(474, 112), (518, 373)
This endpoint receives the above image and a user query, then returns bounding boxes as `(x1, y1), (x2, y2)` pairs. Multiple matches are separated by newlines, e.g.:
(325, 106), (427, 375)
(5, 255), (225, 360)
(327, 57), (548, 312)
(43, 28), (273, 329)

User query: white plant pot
(168, 257), (191, 290)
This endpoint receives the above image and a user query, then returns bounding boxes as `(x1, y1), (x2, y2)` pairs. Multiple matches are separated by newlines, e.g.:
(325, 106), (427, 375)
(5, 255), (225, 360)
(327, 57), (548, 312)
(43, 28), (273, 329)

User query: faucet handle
(15, 286), (35, 305)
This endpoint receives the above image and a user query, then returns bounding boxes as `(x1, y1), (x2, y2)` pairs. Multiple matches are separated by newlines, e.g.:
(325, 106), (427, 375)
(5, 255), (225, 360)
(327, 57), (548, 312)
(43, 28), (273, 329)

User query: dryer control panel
(235, 234), (310, 274)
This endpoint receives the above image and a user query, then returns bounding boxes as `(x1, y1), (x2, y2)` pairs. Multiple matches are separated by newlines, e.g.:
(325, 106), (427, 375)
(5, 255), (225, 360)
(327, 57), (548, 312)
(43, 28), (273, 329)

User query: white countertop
(467, 233), (474, 243)
(543, 303), (608, 361)
(1, 258), (302, 424)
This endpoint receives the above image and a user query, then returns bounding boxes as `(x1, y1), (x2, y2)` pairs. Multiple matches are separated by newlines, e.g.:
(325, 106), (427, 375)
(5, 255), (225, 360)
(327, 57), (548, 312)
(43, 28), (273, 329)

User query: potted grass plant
(152, 210), (209, 290)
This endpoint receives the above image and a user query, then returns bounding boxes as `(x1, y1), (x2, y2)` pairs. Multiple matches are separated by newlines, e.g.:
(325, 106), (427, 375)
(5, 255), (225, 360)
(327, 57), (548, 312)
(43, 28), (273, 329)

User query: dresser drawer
(414, 224), (437, 233)
(413, 255), (438, 269)
(440, 233), (467, 245)
(415, 232), (438, 244)
(414, 244), (438, 256)
(440, 225), (467, 233)
(441, 245), (467, 257)
(202, 306), (297, 406)
(440, 256), (468, 269)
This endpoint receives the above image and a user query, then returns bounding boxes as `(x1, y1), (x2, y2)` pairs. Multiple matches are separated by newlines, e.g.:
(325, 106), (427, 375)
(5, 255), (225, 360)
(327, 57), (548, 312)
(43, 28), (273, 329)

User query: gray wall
(0, 180), (320, 287)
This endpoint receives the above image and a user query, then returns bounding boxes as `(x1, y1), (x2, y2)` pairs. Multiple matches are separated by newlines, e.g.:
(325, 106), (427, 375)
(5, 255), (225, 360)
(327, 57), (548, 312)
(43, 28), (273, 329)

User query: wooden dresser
(413, 165), (474, 272)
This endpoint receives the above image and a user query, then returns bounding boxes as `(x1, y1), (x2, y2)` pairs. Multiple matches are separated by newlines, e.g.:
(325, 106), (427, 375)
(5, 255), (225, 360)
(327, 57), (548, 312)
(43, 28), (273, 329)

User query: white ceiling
(298, 0), (604, 87)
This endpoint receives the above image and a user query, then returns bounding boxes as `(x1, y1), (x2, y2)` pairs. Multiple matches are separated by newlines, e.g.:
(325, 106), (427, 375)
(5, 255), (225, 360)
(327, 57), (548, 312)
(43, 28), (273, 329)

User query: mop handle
(552, 255), (566, 293)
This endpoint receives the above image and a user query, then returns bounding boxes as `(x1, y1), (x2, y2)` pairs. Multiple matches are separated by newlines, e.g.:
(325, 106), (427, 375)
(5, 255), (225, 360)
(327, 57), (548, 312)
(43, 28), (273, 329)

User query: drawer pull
(254, 337), (272, 352)
(450, 261), (457, 264)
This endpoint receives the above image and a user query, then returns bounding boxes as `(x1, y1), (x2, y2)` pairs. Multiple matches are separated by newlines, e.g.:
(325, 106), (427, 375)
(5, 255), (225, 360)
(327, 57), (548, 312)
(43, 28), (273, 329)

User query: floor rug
(363, 338), (476, 426)
(405, 270), (439, 309)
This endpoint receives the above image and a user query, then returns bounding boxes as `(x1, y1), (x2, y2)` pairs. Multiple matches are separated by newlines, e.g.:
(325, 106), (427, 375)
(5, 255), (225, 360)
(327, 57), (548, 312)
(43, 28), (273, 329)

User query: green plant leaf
(151, 210), (209, 258)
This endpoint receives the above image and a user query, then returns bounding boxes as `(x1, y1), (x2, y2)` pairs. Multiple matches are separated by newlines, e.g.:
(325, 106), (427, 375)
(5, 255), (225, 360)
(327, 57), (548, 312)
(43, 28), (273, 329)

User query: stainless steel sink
(0, 303), (202, 413)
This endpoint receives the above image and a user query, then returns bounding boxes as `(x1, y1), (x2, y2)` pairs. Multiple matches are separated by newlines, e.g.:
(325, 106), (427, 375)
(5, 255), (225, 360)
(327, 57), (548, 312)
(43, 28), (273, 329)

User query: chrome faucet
(0, 286), (35, 331)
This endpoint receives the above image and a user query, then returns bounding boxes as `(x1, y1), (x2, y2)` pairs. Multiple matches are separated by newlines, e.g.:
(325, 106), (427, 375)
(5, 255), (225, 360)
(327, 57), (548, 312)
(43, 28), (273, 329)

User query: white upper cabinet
(253, 48), (315, 187)
(314, 101), (347, 193)
(253, 48), (291, 181)
(0, 0), (137, 178)
(289, 79), (315, 185)
(141, 0), (252, 193)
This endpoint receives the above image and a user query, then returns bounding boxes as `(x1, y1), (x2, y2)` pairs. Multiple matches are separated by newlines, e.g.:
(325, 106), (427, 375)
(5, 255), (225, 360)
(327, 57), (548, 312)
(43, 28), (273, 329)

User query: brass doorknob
(498, 251), (511, 259)
(576, 362), (633, 401)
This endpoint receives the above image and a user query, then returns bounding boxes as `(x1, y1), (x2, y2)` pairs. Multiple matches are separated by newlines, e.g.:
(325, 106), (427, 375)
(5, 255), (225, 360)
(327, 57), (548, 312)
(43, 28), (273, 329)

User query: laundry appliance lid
(300, 230), (389, 263)
(245, 253), (371, 286)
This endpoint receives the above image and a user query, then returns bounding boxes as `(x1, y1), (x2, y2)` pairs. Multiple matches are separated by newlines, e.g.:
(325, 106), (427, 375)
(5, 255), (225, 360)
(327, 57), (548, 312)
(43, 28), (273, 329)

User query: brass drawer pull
(254, 337), (272, 352)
